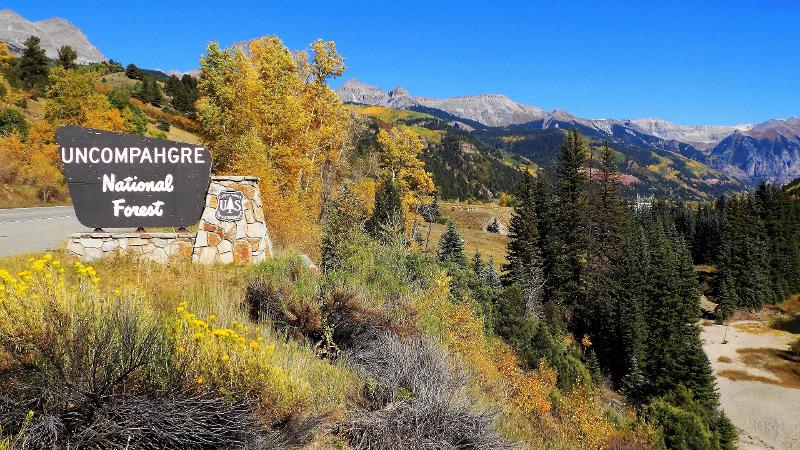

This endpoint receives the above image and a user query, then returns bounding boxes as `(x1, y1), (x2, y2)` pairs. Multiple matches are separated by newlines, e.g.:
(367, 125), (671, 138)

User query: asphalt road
(0, 206), (88, 257)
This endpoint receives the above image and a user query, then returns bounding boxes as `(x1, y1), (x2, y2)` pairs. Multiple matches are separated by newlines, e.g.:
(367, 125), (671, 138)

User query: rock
(208, 232), (222, 247)
(207, 183), (225, 196)
(207, 195), (218, 208)
(235, 220), (246, 239)
(195, 230), (208, 247)
(67, 240), (84, 256)
(201, 208), (217, 224)
(218, 251), (234, 264)
(150, 248), (168, 264)
(0, 9), (106, 64)
(197, 247), (217, 264)
(232, 241), (252, 263)
(299, 253), (320, 274)
(84, 247), (102, 261)
(101, 240), (119, 252)
(246, 222), (264, 238)
(80, 238), (102, 248)
(218, 239), (232, 254)
(128, 237), (148, 246)
(152, 238), (169, 248)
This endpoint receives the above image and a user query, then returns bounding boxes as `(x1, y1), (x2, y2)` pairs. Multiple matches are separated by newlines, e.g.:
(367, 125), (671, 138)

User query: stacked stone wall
(66, 176), (272, 264)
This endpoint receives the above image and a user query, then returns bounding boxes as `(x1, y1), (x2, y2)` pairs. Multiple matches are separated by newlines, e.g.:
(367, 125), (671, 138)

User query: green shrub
(0, 107), (27, 137)
(646, 385), (736, 450)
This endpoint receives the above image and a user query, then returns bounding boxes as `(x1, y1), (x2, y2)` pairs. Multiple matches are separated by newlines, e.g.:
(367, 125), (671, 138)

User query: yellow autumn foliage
(197, 36), (352, 254)
(0, 67), (131, 203)
(375, 126), (435, 223)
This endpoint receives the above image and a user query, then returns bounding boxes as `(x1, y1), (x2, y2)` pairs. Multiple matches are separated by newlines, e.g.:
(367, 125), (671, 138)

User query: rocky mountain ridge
(337, 79), (799, 184)
(0, 9), (105, 64)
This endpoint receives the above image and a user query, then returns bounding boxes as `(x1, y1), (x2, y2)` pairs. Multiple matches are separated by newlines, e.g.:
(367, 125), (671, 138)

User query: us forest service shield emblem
(216, 190), (244, 221)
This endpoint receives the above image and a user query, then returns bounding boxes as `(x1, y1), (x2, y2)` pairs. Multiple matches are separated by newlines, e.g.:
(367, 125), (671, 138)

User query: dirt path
(701, 320), (800, 450)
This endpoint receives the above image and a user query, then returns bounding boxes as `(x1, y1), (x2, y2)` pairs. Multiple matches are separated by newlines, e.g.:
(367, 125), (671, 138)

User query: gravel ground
(701, 321), (800, 450)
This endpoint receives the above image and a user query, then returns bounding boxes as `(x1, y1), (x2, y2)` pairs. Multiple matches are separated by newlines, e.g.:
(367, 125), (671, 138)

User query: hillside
(353, 105), (527, 200)
(353, 103), (740, 201)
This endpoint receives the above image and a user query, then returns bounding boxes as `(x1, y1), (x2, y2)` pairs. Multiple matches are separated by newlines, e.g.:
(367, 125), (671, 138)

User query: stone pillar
(192, 176), (273, 264)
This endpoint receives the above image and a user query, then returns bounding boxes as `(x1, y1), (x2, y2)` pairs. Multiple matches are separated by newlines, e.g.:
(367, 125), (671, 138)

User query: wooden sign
(57, 126), (212, 228)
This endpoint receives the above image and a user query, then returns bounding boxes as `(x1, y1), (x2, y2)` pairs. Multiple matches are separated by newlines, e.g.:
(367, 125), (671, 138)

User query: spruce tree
(471, 251), (484, 275)
(367, 180), (405, 240)
(482, 258), (502, 291)
(503, 173), (545, 318)
(487, 217), (501, 233)
(555, 129), (590, 313)
(583, 141), (627, 372)
(642, 219), (682, 397)
(531, 175), (566, 306)
(19, 36), (49, 90)
(612, 213), (648, 382)
(620, 355), (645, 403)
(125, 63), (142, 79)
(728, 195), (771, 310)
(438, 221), (467, 267)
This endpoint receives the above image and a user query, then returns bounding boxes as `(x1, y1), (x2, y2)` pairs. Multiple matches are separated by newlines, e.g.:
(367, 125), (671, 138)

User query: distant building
(634, 193), (654, 211)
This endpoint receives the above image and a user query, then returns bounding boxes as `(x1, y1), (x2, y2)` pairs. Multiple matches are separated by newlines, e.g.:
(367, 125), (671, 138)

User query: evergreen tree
(486, 217), (501, 233)
(148, 79), (164, 107)
(366, 180), (405, 240)
(674, 235), (701, 325)
(438, 221), (467, 267)
(503, 173), (545, 318)
(727, 195), (771, 310)
(19, 36), (49, 90)
(482, 258), (502, 291)
(583, 141), (628, 372)
(420, 195), (441, 252)
(471, 251), (484, 275)
(584, 348), (602, 384)
(57, 45), (77, 69)
(612, 212), (648, 382)
(321, 184), (367, 272)
(164, 74), (181, 96)
(642, 220), (683, 397)
(531, 175), (566, 306)
(620, 355), (645, 403)
(555, 129), (590, 314)
(125, 63), (143, 79)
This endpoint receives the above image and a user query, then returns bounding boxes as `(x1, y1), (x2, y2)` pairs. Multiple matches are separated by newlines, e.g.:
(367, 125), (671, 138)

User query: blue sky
(7, 0), (798, 124)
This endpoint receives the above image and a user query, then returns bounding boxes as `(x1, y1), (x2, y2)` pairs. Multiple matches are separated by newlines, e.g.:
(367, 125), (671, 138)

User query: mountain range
(337, 79), (800, 185)
(0, 9), (105, 64)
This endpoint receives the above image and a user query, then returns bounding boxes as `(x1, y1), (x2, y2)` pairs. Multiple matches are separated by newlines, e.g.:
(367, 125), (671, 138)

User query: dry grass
(717, 348), (800, 389)
(99, 71), (138, 90)
(420, 202), (513, 265)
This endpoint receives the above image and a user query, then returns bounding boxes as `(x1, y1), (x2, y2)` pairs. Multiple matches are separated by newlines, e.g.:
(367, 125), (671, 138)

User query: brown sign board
(57, 126), (212, 228)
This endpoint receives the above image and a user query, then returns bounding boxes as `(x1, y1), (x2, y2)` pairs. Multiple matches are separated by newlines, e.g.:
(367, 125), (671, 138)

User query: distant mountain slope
(353, 105), (526, 200)
(631, 118), (753, 149)
(0, 9), (105, 64)
(337, 79), (545, 126)
(336, 79), (798, 186)
(353, 104), (740, 201)
(708, 118), (800, 184)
